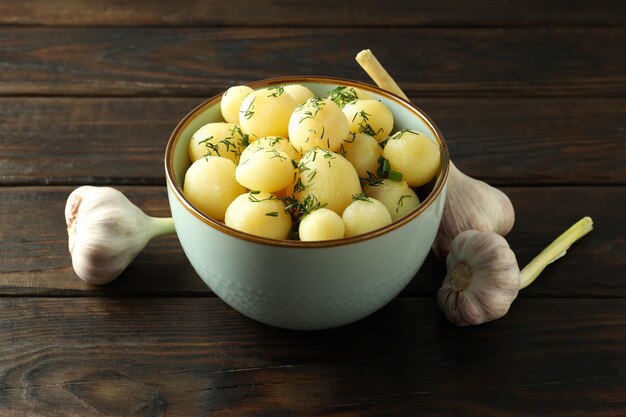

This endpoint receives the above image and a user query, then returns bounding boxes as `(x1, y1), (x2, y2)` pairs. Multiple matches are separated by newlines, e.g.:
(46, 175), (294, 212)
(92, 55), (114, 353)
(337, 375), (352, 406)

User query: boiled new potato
(221, 85), (254, 124)
(294, 148), (362, 215)
(242, 136), (301, 162)
(327, 85), (373, 108)
(236, 147), (294, 193)
(299, 208), (345, 241)
(283, 84), (315, 105)
(342, 99), (393, 142)
(225, 192), (292, 239)
(342, 133), (382, 178)
(189, 122), (246, 164)
(383, 130), (440, 187)
(288, 97), (349, 153)
(183, 156), (245, 221)
(364, 179), (420, 221)
(239, 87), (298, 139)
(342, 196), (392, 237)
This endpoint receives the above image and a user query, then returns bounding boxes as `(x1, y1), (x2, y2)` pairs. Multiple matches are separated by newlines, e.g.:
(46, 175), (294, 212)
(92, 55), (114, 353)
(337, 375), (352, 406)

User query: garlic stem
(519, 217), (593, 289)
(356, 49), (409, 101)
(149, 216), (176, 239)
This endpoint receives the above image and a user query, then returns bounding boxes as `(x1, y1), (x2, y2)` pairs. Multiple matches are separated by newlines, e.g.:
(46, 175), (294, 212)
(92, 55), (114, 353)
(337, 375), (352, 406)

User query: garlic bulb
(438, 217), (593, 326)
(432, 163), (515, 260)
(65, 186), (176, 285)
(354, 49), (516, 259)
(438, 230), (519, 325)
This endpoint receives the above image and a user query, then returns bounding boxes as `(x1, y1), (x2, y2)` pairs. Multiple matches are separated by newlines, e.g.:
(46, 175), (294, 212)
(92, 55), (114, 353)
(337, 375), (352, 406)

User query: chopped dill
(248, 191), (276, 203)
(363, 171), (383, 186)
(396, 195), (412, 213)
(284, 194), (327, 220)
(266, 148), (287, 161)
(327, 86), (360, 108)
(376, 156), (403, 181)
(352, 193), (372, 202)
(241, 96), (256, 120)
(298, 97), (325, 123)
(267, 86), (285, 97)
(352, 110), (383, 137)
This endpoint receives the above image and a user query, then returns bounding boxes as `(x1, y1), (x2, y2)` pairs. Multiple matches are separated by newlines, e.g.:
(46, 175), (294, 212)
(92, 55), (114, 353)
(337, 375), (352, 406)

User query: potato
(342, 133), (382, 178)
(221, 85), (254, 124)
(288, 97), (349, 153)
(239, 87), (298, 139)
(225, 192), (291, 240)
(188, 122), (247, 164)
(283, 84), (315, 105)
(299, 208), (345, 241)
(342, 196), (392, 237)
(242, 136), (301, 162)
(295, 148), (362, 215)
(236, 147), (294, 193)
(364, 179), (420, 221)
(183, 156), (245, 221)
(327, 85), (373, 108)
(342, 99), (393, 142)
(383, 129), (441, 187)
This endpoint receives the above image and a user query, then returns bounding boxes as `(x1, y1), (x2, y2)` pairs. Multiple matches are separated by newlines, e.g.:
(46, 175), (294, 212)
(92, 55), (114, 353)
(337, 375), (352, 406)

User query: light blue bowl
(165, 76), (449, 330)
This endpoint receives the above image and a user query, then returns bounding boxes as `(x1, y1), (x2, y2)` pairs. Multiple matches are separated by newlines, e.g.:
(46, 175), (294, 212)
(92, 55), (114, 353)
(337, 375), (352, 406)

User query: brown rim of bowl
(165, 75), (450, 248)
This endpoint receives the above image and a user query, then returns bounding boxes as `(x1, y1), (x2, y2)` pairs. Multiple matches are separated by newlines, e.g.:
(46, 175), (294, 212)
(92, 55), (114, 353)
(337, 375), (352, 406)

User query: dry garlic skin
(299, 208), (345, 241)
(288, 97), (349, 153)
(283, 84), (315, 105)
(236, 148), (294, 193)
(183, 156), (245, 221)
(295, 148), (362, 215)
(221, 85), (254, 124)
(239, 87), (297, 139)
(342, 133), (383, 178)
(327, 85), (373, 108)
(383, 130), (441, 187)
(244, 136), (301, 161)
(225, 192), (291, 240)
(342, 197), (392, 237)
(364, 179), (420, 221)
(342, 99), (393, 142)
(189, 122), (246, 164)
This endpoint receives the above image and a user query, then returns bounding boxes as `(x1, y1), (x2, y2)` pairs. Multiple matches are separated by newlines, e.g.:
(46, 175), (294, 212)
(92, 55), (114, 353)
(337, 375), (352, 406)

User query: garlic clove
(65, 186), (175, 285)
(433, 162), (515, 260)
(437, 230), (520, 326)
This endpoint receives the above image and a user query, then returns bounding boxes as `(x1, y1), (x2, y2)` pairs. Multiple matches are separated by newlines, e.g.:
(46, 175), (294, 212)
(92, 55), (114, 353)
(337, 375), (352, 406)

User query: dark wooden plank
(0, 186), (622, 298)
(0, 0), (624, 26)
(0, 297), (624, 416)
(2, 97), (624, 185)
(0, 27), (625, 97)
(0, 97), (197, 186)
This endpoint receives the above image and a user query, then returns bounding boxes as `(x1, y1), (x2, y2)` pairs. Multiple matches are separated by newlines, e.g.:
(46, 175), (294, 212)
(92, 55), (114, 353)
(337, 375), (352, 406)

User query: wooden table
(1, 2), (625, 416)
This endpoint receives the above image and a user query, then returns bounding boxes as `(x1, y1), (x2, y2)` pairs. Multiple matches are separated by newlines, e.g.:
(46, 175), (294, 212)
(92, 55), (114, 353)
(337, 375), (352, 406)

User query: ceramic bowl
(165, 76), (449, 330)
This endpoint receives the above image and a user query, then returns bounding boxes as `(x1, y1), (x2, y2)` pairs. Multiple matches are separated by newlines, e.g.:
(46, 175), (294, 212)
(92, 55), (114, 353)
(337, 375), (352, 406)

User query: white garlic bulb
(438, 217), (593, 326)
(65, 186), (175, 285)
(433, 162), (515, 260)
(438, 230), (520, 326)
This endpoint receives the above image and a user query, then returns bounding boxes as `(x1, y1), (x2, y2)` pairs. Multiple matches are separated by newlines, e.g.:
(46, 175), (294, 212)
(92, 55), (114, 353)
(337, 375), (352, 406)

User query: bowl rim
(165, 75), (449, 248)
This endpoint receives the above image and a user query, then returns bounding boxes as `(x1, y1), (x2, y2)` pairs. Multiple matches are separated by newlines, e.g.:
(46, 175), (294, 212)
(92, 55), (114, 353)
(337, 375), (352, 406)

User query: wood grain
(0, 186), (622, 298)
(1, 97), (624, 186)
(1, 0), (625, 26)
(0, 27), (624, 97)
(0, 297), (624, 416)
